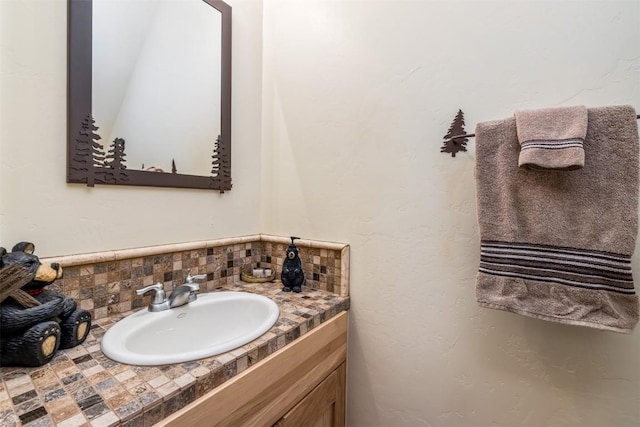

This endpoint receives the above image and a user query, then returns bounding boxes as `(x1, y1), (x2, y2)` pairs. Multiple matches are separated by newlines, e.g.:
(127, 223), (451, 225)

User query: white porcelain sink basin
(101, 291), (279, 366)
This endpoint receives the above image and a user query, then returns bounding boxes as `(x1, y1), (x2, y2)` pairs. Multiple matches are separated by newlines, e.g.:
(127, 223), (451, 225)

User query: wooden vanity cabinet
(159, 311), (348, 427)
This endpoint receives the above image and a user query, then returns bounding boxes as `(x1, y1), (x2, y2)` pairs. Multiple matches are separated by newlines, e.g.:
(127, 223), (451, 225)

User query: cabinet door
(275, 363), (346, 427)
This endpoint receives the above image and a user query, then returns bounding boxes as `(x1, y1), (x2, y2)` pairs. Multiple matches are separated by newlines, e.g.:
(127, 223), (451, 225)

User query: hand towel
(515, 105), (588, 170)
(475, 105), (639, 333)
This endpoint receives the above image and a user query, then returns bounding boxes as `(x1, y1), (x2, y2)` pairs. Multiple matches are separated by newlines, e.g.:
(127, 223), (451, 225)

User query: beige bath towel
(475, 105), (639, 333)
(516, 105), (588, 170)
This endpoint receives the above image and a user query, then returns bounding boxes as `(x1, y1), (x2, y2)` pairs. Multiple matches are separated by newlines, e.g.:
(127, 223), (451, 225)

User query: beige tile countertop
(0, 282), (350, 427)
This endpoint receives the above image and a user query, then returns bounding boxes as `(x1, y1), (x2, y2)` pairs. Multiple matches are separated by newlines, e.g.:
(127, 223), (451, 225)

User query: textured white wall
(0, 0), (263, 257)
(261, 1), (640, 426)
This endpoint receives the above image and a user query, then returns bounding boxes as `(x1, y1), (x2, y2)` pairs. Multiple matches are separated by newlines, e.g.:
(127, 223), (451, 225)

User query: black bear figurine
(0, 242), (92, 367)
(282, 237), (305, 293)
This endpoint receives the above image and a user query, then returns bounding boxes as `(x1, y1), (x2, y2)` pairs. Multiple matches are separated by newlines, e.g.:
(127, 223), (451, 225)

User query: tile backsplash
(44, 235), (349, 321)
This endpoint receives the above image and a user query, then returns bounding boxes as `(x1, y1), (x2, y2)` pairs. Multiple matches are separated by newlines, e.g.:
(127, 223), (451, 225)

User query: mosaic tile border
(41, 235), (349, 321)
(0, 283), (350, 427)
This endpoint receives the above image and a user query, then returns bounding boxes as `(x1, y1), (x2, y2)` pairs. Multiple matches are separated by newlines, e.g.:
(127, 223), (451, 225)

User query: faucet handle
(185, 273), (207, 283)
(136, 283), (166, 305)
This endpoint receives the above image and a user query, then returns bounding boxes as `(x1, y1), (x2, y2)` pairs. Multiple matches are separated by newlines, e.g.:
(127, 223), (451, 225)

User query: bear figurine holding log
(0, 242), (92, 367)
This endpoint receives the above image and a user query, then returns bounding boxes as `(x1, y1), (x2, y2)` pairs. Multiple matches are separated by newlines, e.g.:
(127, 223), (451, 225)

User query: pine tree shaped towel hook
(441, 109), (473, 158)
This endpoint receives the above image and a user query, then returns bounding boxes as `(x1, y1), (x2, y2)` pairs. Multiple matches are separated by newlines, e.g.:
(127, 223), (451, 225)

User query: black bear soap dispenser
(281, 237), (305, 293)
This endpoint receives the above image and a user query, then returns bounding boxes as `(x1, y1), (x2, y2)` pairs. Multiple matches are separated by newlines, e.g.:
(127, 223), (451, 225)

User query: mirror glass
(93, 0), (221, 176)
(67, 0), (232, 191)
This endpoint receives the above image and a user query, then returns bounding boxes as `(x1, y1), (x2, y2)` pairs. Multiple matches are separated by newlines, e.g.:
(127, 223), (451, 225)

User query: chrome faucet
(136, 273), (205, 312)
(167, 283), (200, 308)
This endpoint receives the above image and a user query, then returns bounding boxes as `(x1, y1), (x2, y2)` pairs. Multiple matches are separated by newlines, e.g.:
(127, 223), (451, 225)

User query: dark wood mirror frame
(67, 0), (232, 192)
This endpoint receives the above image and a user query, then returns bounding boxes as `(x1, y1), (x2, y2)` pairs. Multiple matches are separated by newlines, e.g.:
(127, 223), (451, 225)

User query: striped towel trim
(520, 138), (584, 151)
(479, 241), (635, 295)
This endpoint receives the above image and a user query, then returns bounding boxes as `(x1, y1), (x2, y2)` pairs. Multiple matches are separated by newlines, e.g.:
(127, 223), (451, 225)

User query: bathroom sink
(101, 291), (279, 366)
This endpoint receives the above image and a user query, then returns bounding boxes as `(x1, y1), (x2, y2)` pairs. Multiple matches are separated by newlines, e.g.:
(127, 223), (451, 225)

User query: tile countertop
(0, 282), (350, 427)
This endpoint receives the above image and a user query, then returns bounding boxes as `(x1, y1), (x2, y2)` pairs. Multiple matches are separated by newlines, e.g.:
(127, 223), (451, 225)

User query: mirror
(67, 0), (232, 192)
